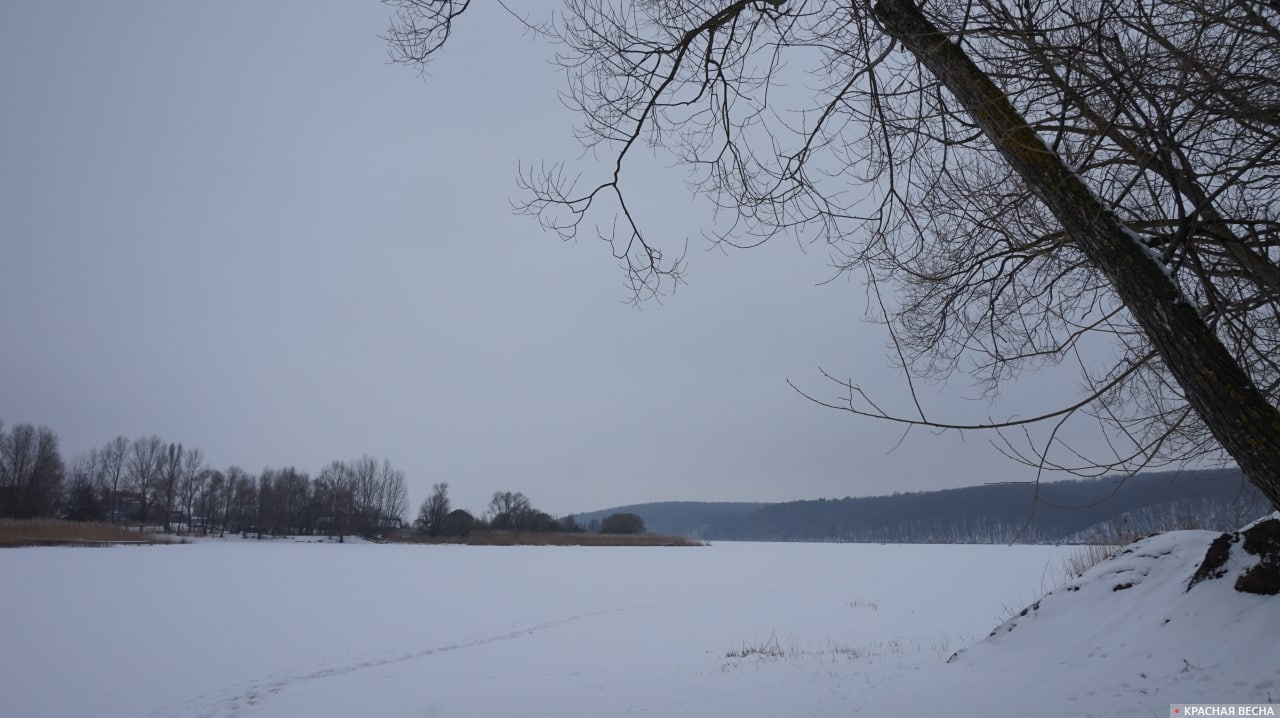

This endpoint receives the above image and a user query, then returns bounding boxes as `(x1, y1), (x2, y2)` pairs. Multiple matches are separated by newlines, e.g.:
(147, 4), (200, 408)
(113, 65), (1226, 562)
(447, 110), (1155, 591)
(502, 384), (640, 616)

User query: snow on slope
(860, 522), (1280, 716)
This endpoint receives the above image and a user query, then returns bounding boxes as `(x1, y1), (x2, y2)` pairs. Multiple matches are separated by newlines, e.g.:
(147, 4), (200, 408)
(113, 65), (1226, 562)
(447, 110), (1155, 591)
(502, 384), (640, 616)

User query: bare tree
(199, 469), (225, 536)
(417, 481), (451, 536)
(159, 443), (184, 533)
(64, 449), (106, 522)
(256, 468), (277, 538)
(868, 0), (1280, 505)
(221, 465), (248, 537)
(308, 467), (334, 537)
(316, 459), (354, 540)
(228, 468), (258, 536)
(377, 459), (409, 529)
(178, 448), (206, 535)
(252, 467), (311, 536)
(487, 490), (535, 530)
(348, 455), (381, 535)
(100, 436), (129, 524)
(276, 467), (311, 535)
(335, 455), (408, 536)
(388, 0), (1280, 509)
(128, 435), (164, 530)
(0, 423), (64, 518)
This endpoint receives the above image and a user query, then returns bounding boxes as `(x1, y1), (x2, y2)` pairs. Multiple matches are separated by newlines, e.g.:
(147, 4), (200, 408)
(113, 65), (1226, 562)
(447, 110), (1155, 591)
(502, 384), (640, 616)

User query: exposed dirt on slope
(1187, 517), (1280, 594)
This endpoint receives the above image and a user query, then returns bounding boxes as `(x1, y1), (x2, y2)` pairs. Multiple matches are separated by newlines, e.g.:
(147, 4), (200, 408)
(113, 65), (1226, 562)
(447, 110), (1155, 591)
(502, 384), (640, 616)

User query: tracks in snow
(166, 602), (653, 718)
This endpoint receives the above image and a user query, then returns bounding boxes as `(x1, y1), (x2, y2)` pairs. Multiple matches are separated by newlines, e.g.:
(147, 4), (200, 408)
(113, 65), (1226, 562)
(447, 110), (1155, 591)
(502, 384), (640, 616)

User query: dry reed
(387, 530), (703, 547)
(0, 519), (179, 547)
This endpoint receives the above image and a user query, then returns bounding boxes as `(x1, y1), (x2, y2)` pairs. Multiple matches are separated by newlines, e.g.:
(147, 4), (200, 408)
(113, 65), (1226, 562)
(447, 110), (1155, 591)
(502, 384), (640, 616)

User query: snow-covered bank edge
(860, 516), (1280, 717)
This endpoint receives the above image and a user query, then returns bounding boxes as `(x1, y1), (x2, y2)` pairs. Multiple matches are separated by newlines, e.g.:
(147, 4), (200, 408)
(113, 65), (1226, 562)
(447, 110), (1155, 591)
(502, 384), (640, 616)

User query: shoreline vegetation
(0, 519), (702, 548)
(385, 530), (704, 547)
(0, 519), (181, 547)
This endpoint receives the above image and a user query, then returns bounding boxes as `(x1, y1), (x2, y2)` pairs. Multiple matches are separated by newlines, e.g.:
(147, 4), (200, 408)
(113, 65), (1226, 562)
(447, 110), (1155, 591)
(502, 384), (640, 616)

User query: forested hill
(576, 469), (1267, 544)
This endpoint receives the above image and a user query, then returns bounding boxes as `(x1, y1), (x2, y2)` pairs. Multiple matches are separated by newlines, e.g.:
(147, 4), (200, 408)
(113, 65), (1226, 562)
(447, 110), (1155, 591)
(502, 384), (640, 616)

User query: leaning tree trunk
(873, 0), (1280, 510)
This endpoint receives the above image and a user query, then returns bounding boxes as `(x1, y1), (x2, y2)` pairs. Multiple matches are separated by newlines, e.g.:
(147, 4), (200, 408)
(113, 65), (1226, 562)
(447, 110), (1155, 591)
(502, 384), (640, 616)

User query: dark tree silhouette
(100, 436), (128, 524)
(600, 512), (646, 534)
(417, 482), (451, 536)
(0, 423), (64, 518)
(387, 0), (1280, 509)
(64, 450), (106, 522)
(488, 491), (535, 530)
(127, 435), (164, 530)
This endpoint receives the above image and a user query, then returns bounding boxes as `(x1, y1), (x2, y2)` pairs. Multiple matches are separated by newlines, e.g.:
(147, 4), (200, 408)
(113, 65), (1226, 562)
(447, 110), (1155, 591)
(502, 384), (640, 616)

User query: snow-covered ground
(0, 535), (1274, 717)
(865, 526), (1280, 716)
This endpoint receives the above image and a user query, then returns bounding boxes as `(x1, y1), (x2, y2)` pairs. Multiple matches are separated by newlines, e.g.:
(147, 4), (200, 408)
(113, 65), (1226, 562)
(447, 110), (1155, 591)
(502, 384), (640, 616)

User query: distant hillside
(574, 469), (1268, 544)
(570, 501), (767, 538)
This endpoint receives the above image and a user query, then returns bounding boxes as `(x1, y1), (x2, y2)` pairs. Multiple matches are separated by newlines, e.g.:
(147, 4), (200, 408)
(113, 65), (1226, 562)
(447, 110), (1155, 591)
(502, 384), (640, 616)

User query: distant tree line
(413, 484), (646, 538)
(1, 420), (408, 540)
(1, 417), (653, 544)
(714, 471), (1266, 543)
(578, 470), (1267, 544)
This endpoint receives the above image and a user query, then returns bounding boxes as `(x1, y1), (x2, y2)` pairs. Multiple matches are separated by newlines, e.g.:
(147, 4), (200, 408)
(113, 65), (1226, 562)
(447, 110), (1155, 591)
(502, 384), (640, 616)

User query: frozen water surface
(2, 536), (1273, 717)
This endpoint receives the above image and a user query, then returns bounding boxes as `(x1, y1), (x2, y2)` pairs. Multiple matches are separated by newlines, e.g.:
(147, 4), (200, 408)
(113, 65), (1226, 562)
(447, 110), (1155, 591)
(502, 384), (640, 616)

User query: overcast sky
(0, 1), (1105, 516)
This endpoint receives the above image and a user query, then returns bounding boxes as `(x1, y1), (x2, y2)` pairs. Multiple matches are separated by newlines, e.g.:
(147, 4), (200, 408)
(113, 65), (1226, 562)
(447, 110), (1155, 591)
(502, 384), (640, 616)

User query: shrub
(600, 512), (646, 534)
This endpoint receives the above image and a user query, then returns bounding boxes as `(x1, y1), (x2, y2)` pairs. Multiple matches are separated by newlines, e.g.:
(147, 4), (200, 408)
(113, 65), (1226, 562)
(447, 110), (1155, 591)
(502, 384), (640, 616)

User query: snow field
(1, 540), (1073, 717)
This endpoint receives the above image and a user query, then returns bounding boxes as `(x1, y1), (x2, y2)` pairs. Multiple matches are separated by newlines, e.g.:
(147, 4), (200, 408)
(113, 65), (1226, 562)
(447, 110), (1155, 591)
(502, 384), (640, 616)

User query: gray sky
(0, 1), (1095, 516)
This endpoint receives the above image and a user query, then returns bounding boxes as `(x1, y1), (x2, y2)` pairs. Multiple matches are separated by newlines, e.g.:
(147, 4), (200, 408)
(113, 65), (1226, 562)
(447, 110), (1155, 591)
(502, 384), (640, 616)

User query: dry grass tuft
(0, 519), (180, 547)
(846, 596), (879, 611)
(726, 634), (787, 659)
(724, 634), (932, 662)
(1060, 543), (1120, 580)
(387, 530), (703, 547)
(1056, 523), (1168, 582)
